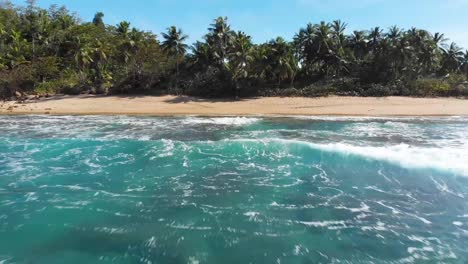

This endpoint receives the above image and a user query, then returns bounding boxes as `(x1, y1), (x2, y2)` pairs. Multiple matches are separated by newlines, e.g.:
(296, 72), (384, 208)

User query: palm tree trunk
(175, 48), (180, 94)
(176, 56), (179, 91)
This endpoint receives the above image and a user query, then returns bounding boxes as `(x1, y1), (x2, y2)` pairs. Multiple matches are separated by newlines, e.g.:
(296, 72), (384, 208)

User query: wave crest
(182, 117), (260, 125)
(228, 138), (468, 176)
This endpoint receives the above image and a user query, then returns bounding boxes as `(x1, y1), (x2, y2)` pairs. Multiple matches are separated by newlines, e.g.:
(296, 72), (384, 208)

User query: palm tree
(409, 30), (441, 75)
(350, 31), (368, 62)
(387, 25), (402, 41)
(74, 42), (93, 84)
(161, 26), (188, 92)
(293, 23), (317, 75)
(461, 50), (468, 76)
(250, 44), (270, 81)
(127, 28), (148, 82)
(57, 14), (76, 30)
(328, 20), (349, 77)
(368, 27), (383, 48)
(331, 20), (347, 49)
(268, 37), (298, 87)
(228, 31), (253, 97)
(91, 39), (110, 86)
(22, 5), (50, 62)
(442, 42), (464, 73)
(116, 21), (130, 38)
(229, 32), (252, 76)
(206, 17), (233, 67)
(115, 21), (132, 70)
(433, 32), (447, 47)
(315, 21), (336, 75)
(385, 26), (407, 79)
(5, 29), (29, 69)
(190, 41), (213, 70)
(74, 45), (92, 70)
(315, 21), (333, 56)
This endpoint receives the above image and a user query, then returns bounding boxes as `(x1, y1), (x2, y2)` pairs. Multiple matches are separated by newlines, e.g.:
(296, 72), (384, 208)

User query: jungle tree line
(1, 1), (468, 99)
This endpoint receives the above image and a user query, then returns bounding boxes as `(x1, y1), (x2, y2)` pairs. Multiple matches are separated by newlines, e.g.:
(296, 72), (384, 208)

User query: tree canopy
(1, 1), (468, 99)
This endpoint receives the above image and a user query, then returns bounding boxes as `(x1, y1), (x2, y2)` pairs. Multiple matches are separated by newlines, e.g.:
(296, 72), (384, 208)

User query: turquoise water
(0, 115), (467, 263)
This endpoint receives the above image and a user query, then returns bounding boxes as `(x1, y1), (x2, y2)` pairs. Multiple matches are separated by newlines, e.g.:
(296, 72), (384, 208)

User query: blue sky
(10, 0), (468, 48)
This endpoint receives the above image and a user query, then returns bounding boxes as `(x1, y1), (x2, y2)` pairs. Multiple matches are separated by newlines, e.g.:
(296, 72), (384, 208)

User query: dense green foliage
(1, 1), (468, 99)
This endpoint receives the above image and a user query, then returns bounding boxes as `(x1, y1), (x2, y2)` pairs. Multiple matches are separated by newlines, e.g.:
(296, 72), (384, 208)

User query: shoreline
(1, 95), (468, 117)
(0, 112), (466, 118)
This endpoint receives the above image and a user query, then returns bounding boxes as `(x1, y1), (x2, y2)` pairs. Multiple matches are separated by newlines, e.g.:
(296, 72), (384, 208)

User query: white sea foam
(188, 257), (200, 264)
(182, 117), (260, 125)
(307, 141), (468, 176)
(0, 257), (12, 264)
(408, 246), (435, 254)
(244, 211), (260, 221)
(298, 220), (348, 228)
(145, 236), (157, 248)
(94, 227), (128, 234)
(228, 138), (468, 176)
(291, 115), (468, 122)
(311, 143), (468, 176)
(336, 202), (371, 213)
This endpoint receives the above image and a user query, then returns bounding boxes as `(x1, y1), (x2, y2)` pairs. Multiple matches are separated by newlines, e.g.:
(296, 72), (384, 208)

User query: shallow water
(0, 115), (467, 263)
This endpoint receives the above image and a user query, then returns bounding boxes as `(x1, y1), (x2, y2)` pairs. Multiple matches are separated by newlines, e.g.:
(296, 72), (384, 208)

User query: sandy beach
(1, 95), (467, 116)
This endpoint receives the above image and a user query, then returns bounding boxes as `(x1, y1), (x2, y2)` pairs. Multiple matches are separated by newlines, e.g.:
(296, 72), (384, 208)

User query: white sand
(1, 95), (467, 116)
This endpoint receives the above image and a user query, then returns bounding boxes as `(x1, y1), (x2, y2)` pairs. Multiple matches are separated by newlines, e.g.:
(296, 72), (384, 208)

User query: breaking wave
(182, 117), (261, 125)
(227, 138), (468, 176)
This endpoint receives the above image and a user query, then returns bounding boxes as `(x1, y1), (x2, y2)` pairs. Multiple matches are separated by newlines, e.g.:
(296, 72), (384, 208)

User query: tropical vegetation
(1, 1), (468, 99)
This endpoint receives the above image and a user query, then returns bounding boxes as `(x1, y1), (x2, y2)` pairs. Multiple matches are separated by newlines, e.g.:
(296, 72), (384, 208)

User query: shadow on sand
(162, 96), (255, 104)
(15, 94), (260, 105)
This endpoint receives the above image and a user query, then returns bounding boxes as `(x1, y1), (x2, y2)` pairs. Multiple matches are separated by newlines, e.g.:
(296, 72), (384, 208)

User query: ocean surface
(0, 115), (467, 264)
